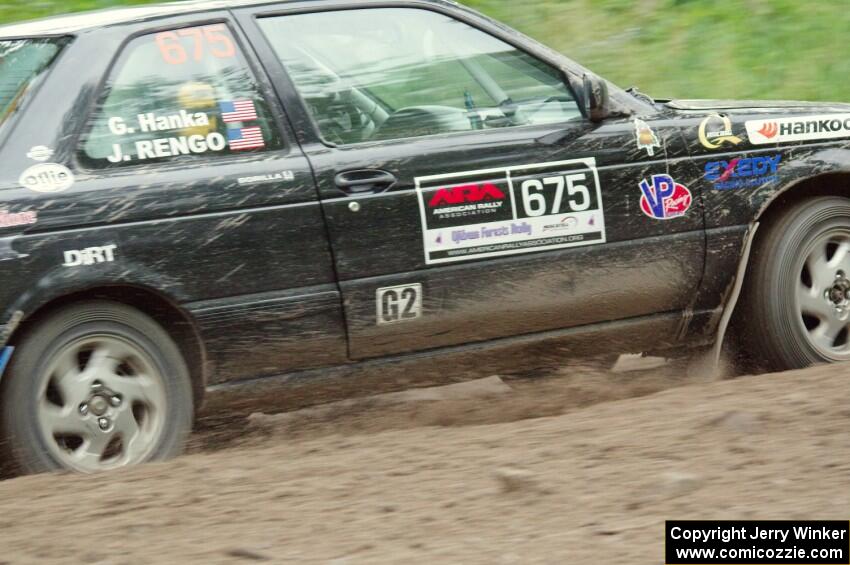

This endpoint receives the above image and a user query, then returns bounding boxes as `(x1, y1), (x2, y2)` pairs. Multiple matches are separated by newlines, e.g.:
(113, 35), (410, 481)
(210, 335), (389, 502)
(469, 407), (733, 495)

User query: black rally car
(1, 0), (849, 474)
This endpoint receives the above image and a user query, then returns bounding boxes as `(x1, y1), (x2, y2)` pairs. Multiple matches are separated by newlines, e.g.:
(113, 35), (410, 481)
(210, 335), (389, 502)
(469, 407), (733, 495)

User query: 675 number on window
(516, 172), (598, 218)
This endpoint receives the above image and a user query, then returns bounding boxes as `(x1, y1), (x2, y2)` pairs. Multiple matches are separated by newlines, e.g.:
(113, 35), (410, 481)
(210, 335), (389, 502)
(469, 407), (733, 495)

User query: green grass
(3, 0), (849, 102)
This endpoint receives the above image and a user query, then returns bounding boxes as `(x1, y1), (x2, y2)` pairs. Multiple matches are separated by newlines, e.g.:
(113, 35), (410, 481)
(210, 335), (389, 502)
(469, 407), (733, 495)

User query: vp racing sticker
(416, 158), (606, 265)
(638, 175), (692, 220)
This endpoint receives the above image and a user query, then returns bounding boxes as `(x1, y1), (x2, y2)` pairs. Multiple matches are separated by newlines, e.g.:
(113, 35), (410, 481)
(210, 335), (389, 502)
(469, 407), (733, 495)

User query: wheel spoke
(100, 373), (159, 405)
(83, 344), (123, 380)
(837, 242), (850, 276)
(811, 316), (848, 351)
(797, 281), (833, 319)
(113, 408), (143, 460)
(74, 429), (114, 469)
(806, 243), (833, 291)
(39, 404), (87, 436)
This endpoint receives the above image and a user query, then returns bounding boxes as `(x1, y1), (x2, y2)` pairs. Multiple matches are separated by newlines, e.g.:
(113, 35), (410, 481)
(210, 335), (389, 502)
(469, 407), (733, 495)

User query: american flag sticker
(219, 99), (258, 123)
(227, 126), (265, 151)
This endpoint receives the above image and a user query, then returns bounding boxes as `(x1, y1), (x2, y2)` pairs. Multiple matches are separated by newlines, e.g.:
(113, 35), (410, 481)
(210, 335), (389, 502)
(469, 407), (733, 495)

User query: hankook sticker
(746, 114), (850, 145)
(415, 158), (606, 265)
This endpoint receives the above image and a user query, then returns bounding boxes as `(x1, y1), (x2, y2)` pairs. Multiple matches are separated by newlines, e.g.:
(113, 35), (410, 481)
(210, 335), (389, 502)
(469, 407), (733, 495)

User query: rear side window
(0, 38), (67, 126)
(81, 24), (281, 168)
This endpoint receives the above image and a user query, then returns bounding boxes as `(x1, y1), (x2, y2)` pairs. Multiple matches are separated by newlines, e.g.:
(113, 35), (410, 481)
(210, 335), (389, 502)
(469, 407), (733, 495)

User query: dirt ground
(0, 355), (848, 564)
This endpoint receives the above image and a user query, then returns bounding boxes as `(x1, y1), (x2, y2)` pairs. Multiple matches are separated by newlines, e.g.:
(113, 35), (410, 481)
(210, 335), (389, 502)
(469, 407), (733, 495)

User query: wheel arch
(715, 172), (850, 364)
(3, 284), (207, 411)
(754, 172), (850, 228)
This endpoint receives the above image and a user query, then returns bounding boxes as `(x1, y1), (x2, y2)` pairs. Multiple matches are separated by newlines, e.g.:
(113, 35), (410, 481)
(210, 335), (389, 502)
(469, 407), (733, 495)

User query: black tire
(740, 196), (850, 371)
(0, 300), (193, 475)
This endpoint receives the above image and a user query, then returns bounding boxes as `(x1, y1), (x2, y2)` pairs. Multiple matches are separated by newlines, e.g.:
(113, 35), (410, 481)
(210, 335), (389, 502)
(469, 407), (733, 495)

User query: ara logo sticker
(698, 114), (742, 150)
(19, 163), (74, 193)
(634, 118), (661, 157)
(428, 183), (506, 207)
(638, 175), (692, 220)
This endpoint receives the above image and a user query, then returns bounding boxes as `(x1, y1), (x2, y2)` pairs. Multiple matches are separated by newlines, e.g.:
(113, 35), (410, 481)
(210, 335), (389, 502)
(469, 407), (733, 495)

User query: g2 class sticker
(698, 114), (742, 150)
(638, 175), (692, 220)
(26, 145), (54, 162)
(376, 284), (422, 325)
(416, 158), (605, 265)
(746, 114), (850, 145)
(634, 118), (661, 157)
(19, 163), (74, 193)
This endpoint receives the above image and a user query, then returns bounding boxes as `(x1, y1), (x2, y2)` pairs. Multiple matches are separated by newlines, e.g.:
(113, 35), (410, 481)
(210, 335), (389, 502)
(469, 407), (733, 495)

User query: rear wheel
(741, 196), (850, 370)
(1, 301), (193, 474)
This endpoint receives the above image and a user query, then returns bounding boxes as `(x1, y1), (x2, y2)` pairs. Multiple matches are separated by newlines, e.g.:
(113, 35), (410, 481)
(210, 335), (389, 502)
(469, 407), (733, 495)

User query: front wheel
(741, 196), (850, 370)
(1, 301), (193, 474)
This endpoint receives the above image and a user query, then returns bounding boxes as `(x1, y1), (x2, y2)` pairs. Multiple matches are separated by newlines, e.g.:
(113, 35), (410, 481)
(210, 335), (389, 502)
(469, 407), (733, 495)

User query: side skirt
(202, 310), (715, 416)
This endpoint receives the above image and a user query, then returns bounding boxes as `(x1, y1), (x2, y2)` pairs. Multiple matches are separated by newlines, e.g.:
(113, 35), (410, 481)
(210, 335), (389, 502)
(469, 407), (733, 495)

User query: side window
(257, 8), (582, 146)
(81, 23), (282, 168)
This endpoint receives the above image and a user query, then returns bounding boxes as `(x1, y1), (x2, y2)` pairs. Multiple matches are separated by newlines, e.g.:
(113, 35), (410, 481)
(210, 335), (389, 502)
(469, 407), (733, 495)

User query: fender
(709, 146), (850, 364)
(0, 254), (196, 348)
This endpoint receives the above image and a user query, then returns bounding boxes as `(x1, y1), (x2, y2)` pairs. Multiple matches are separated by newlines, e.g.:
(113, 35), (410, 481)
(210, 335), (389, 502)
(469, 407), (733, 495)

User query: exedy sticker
(698, 114), (742, 150)
(746, 114), (850, 145)
(638, 175), (692, 220)
(416, 159), (605, 264)
(705, 154), (782, 190)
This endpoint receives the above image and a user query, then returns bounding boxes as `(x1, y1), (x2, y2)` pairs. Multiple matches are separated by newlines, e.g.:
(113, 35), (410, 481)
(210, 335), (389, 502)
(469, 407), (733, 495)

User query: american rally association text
(670, 525), (848, 544)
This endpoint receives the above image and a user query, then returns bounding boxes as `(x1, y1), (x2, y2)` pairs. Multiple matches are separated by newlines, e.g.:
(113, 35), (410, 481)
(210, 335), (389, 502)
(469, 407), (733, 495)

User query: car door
(31, 15), (348, 384)
(237, 2), (706, 360)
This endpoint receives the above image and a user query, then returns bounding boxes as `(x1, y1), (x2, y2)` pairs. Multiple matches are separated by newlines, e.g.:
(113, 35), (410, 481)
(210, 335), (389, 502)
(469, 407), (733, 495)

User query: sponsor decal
(26, 145), (54, 162)
(106, 133), (226, 163)
(107, 111), (211, 135)
(634, 118), (661, 157)
(19, 163), (74, 193)
(62, 244), (117, 267)
(219, 99), (258, 123)
(155, 24), (236, 66)
(543, 216), (579, 233)
(705, 154), (782, 190)
(746, 114), (850, 145)
(416, 159), (606, 264)
(376, 284), (422, 325)
(227, 126), (265, 151)
(698, 114), (742, 150)
(0, 209), (37, 228)
(638, 174), (692, 220)
(0, 346), (13, 380)
(237, 170), (294, 185)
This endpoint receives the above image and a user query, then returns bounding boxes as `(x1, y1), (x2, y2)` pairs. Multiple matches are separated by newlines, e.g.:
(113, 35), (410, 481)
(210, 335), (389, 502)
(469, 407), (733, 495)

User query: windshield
(0, 38), (67, 125)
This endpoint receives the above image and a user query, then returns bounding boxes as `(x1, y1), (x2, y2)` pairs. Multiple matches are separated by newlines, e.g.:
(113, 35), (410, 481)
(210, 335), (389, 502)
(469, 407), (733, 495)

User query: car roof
(0, 0), (284, 38)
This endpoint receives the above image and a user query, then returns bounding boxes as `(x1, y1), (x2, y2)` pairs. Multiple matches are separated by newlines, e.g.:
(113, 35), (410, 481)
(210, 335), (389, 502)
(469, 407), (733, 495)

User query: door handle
(334, 169), (396, 195)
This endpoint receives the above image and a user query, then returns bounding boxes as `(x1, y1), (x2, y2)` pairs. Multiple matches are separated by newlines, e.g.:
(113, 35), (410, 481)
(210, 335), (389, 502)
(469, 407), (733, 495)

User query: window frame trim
(73, 16), (293, 174)
(244, 1), (588, 150)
